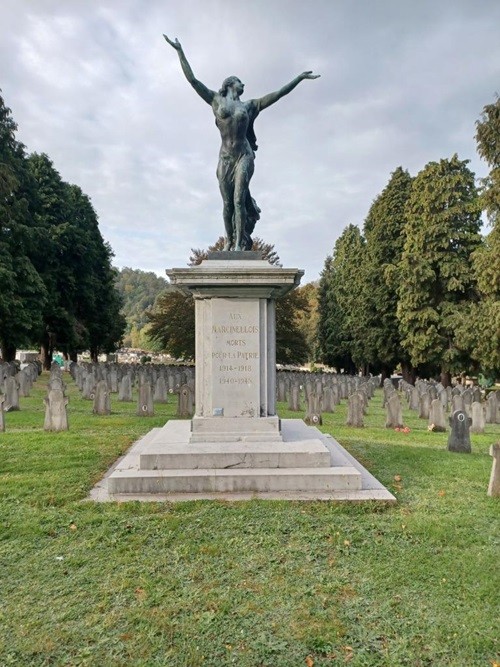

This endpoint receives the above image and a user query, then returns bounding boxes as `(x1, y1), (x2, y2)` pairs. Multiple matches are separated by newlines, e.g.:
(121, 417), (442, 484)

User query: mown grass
(0, 372), (499, 667)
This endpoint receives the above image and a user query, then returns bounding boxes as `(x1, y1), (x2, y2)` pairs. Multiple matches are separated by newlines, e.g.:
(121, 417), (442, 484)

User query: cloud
(1, 0), (499, 282)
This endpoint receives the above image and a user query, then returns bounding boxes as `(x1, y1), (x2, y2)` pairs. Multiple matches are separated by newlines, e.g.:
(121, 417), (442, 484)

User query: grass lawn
(0, 372), (499, 667)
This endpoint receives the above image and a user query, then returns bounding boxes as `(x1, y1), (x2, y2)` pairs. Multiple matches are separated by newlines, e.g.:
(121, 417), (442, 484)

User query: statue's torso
(214, 96), (255, 158)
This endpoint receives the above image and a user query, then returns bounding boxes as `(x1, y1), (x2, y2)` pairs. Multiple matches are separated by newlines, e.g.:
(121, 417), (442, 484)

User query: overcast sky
(1, 0), (499, 282)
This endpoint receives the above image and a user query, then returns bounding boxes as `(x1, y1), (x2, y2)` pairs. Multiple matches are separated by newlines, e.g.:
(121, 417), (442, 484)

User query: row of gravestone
(399, 378), (499, 423)
(70, 362), (195, 403)
(0, 362), (196, 433)
(275, 370), (379, 427)
(398, 379), (500, 433)
(390, 378), (500, 453)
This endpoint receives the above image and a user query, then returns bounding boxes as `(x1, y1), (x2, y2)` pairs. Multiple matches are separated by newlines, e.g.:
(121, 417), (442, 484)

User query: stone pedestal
(99, 254), (395, 501)
(167, 254), (303, 443)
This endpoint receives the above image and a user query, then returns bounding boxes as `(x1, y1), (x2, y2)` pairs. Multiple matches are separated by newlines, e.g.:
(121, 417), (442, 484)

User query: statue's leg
(233, 155), (254, 251)
(217, 160), (235, 250)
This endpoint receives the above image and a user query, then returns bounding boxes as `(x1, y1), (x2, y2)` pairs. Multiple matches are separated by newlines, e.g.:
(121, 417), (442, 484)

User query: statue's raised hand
(163, 34), (183, 51)
(301, 71), (320, 80)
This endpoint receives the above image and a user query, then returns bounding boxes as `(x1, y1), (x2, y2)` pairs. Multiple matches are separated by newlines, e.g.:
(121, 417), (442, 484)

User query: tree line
(317, 96), (500, 385)
(0, 92), (125, 366)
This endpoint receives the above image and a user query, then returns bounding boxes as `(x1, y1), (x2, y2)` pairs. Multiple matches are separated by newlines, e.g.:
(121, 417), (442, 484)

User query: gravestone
(472, 387), (482, 404)
(44, 388), (69, 431)
(346, 392), (364, 428)
(118, 374), (133, 402)
(486, 392), (499, 424)
(277, 376), (287, 403)
(487, 444), (500, 497)
(428, 398), (447, 432)
(304, 392), (322, 426)
(288, 382), (301, 412)
(137, 382), (154, 417)
(48, 375), (66, 393)
(451, 394), (465, 414)
(331, 383), (340, 406)
(4, 376), (20, 412)
(93, 380), (111, 415)
(82, 374), (96, 400)
(409, 386), (419, 411)
(447, 410), (471, 453)
(177, 383), (194, 418)
(322, 385), (335, 413)
(418, 393), (430, 419)
(470, 401), (485, 434)
(462, 388), (472, 416)
(439, 388), (448, 410)
(0, 394), (5, 432)
(385, 393), (403, 429)
(109, 365), (119, 393)
(17, 370), (31, 398)
(153, 376), (168, 404)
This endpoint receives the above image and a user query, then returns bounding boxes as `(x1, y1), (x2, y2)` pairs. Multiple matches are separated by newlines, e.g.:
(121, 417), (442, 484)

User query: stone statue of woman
(164, 35), (320, 251)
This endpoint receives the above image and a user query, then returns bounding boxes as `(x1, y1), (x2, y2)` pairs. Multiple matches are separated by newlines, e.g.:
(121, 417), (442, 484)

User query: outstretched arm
(163, 35), (215, 105)
(256, 71), (320, 111)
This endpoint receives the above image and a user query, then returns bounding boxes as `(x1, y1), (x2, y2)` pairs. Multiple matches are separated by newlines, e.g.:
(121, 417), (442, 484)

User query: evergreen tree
(396, 155), (481, 384)
(64, 184), (125, 360)
(317, 225), (367, 373)
(363, 167), (414, 380)
(0, 92), (46, 360)
(26, 153), (75, 367)
(456, 96), (500, 376)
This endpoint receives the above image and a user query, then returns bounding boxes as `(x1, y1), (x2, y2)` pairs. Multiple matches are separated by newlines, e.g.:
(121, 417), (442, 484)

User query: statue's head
(219, 76), (244, 97)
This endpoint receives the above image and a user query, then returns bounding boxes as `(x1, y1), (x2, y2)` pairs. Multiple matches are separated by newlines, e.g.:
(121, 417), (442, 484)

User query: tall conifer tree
(396, 155), (481, 384)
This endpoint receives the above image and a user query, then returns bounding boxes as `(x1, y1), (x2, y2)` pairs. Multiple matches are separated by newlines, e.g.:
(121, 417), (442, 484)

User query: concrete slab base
(89, 419), (396, 503)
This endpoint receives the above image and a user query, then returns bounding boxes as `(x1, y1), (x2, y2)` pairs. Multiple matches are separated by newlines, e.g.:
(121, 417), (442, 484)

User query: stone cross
(44, 388), (69, 431)
(447, 410), (471, 453)
(487, 444), (500, 497)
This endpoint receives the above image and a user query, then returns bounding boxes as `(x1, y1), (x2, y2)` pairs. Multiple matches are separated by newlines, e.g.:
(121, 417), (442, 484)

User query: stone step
(107, 466), (362, 495)
(139, 439), (331, 470)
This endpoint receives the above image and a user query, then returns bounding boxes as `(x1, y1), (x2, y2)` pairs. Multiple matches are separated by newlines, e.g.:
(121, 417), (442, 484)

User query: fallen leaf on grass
(438, 490), (446, 497)
(134, 587), (146, 599)
(69, 523), (77, 531)
(342, 645), (354, 661)
(305, 656), (314, 667)
(394, 475), (402, 482)
(343, 539), (351, 547)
